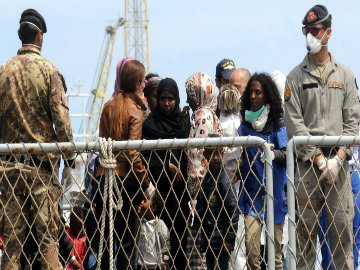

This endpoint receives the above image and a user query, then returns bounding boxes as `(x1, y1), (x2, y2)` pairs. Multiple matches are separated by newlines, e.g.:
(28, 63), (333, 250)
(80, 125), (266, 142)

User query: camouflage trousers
(0, 161), (62, 270)
(296, 159), (354, 270)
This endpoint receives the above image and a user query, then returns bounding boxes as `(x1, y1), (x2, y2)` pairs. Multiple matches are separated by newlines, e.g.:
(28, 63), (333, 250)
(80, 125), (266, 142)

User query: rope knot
(98, 137), (117, 168)
(98, 156), (117, 169)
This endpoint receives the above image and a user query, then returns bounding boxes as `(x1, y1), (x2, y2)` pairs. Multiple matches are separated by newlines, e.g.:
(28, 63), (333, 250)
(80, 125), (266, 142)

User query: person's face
(158, 90), (176, 116)
(230, 75), (249, 95)
(138, 199), (150, 216)
(137, 199), (157, 219)
(215, 77), (228, 89)
(137, 73), (146, 95)
(302, 23), (332, 45)
(186, 93), (197, 111)
(249, 80), (266, 111)
(147, 87), (158, 112)
(204, 147), (223, 170)
(70, 216), (84, 236)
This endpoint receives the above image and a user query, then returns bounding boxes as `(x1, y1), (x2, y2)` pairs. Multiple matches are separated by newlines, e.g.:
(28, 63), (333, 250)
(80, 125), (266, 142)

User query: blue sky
(1, 1), (359, 136)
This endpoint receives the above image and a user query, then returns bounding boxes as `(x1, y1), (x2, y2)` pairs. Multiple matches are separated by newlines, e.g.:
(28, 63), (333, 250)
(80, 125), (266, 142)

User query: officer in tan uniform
(285, 5), (359, 270)
(0, 9), (75, 269)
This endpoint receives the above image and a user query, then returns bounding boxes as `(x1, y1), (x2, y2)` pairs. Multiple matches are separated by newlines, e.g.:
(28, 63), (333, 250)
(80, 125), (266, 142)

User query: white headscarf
(271, 70), (286, 102)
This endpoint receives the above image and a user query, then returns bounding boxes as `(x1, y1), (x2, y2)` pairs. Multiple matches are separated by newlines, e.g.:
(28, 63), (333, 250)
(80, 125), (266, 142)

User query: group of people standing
(89, 42), (289, 270)
(0, 4), (360, 270)
(91, 4), (360, 270)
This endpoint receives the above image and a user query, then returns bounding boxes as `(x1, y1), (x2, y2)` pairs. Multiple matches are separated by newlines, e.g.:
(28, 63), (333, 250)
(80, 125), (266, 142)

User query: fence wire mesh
(0, 137), (277, 270)
(287, 136), (360, 270)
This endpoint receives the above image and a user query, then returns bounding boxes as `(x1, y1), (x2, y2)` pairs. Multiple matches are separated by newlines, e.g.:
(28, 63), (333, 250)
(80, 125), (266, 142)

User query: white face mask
(306, 29), (327, 54)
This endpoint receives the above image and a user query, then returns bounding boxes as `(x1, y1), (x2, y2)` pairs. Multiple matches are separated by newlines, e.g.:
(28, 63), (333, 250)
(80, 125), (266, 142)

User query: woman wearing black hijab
(142, 78), (189, 270)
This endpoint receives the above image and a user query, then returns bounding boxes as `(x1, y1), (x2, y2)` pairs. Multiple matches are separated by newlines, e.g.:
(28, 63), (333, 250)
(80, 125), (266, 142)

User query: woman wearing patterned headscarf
(186, 72), (223, 183)
(185, 72), (223, 270)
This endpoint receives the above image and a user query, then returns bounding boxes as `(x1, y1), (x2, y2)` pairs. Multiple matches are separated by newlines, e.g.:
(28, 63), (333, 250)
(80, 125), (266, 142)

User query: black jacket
(198, 166), (239, 252)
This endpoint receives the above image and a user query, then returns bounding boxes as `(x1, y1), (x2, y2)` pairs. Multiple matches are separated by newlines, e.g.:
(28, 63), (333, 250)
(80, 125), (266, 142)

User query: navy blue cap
(216, 59), (236, 81)
(20, 9), (47, 33)
(302, 5), (330, 26)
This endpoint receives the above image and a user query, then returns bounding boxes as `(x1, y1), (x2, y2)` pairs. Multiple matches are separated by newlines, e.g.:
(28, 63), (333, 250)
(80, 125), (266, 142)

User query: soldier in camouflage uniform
(0, 9), (75, 270)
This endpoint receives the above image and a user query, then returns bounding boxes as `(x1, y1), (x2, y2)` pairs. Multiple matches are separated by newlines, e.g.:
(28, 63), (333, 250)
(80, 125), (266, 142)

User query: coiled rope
(96, 137), (122, 270)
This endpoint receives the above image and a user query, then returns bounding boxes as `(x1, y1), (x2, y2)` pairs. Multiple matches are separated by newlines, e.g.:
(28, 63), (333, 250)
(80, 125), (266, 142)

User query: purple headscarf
(108, 57), (136, 101)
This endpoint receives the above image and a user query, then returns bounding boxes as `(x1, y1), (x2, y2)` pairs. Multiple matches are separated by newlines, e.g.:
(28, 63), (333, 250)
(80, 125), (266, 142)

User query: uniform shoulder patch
(284, 88), (291, 101)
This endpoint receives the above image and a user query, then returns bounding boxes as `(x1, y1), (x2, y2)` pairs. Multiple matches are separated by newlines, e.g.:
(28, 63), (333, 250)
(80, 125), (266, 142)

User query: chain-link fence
(287, 136), (360, 270)
(0, 137), (277, 270)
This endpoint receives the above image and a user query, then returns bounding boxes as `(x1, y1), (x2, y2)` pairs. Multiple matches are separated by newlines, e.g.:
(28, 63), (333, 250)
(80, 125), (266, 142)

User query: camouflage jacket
(0, 46), (74, 161)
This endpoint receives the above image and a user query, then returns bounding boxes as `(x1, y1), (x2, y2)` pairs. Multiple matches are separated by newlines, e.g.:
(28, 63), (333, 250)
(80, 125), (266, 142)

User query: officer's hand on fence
(260, 150), (275, 163)
(319, 156), (342, 185)
(316, 156), (327, 171)
(169, 163), (182, 182)
(61, 167), (74, 193)
(145, 181), (155, 200)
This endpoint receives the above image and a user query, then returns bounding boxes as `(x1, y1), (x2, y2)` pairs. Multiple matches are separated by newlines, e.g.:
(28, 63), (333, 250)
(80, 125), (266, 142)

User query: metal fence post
(286, 139), (296, 270)
(263, 142), (275, 270)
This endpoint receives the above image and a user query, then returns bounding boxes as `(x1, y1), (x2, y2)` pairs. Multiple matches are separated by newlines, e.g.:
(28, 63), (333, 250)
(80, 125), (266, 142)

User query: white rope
(96, 137), (120, 270)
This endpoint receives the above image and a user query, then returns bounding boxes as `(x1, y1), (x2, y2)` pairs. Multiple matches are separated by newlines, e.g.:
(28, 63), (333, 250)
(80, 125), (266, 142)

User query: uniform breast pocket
(300, 85), (318, 113)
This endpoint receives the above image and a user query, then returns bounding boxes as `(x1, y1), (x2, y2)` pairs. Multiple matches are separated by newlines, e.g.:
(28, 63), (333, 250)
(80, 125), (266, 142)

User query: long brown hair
(109, 60), (145, 138)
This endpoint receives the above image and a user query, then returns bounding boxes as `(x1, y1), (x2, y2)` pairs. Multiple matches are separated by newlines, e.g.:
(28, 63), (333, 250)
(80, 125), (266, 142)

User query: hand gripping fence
(97, 137), (122, 270)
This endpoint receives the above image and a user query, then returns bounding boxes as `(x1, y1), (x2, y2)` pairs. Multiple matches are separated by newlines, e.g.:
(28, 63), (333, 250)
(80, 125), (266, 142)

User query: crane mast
(125, 0), (150, 72)
(86, 18), (125, 137)
(84, 1), (151, 138)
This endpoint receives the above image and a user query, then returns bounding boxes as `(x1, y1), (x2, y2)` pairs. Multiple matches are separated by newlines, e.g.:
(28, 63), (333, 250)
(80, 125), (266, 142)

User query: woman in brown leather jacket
(93, 59), (151, 270)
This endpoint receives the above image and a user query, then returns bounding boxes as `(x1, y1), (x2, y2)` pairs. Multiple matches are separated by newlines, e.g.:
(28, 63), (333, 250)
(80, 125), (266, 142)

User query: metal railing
(0, 137), (276, 269)
(286, 136), (360, 270)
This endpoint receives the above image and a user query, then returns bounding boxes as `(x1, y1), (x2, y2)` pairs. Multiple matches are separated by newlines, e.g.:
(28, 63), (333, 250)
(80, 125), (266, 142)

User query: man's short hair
(321, 15), (332, 29)
(18, 15), (41, 44)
